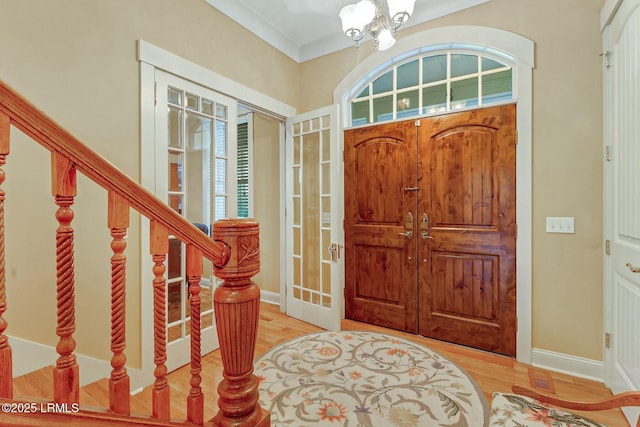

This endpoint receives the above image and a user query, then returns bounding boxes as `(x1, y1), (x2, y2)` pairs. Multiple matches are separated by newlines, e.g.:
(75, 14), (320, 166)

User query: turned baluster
(212, 219), (269, 427)
(150, 220), (170, 420)
(186, 245), (204, 425)
(0, 112), (12, 399)
(51, 152), (79, 404)
(108, 191), (130, 415)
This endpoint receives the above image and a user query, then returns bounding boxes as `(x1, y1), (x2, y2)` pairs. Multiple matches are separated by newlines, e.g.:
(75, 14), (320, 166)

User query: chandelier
(339, 0), (416, 51)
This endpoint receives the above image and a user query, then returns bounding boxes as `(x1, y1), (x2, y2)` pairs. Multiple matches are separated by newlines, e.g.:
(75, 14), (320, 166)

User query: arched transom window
(349, 51), (513, 126)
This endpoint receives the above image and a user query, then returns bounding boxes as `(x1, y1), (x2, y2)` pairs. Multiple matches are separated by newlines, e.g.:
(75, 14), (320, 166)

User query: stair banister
(0, 81), (230, 267)
(0, 80), (269, 426)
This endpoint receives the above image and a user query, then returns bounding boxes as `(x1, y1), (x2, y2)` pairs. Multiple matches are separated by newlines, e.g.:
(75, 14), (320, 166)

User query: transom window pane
(423, 55), (447, 83)
(372, 72), (394, 94)
(451, 54), (478, 78)
(349, 51), (513, 126)
(397, 59), (419, 90)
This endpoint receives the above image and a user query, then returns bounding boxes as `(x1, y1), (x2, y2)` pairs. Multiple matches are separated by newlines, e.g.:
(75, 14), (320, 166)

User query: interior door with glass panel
(285, 105), (342, 331)
(155, 70), (237, 370)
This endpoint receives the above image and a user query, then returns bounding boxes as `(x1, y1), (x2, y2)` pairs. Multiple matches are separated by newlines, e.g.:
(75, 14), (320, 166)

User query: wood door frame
(333, 26), (534, 364)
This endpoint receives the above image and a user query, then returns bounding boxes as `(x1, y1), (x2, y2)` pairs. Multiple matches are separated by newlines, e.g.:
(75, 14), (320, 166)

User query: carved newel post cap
(213, 219), (260, 280)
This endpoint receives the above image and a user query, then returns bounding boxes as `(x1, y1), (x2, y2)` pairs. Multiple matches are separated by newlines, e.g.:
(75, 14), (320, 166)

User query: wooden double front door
(344, 104), (517, 356)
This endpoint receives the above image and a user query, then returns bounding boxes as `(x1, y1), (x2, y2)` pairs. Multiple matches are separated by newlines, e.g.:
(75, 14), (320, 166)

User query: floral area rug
(254, 331), (489, 426)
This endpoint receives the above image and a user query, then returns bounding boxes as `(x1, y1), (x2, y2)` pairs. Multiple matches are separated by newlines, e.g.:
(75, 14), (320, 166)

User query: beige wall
(0, 0), (298, 368)
(252, 112), (281, 295)
(0, 0), (606, 370)
(300, 0), (605, 361)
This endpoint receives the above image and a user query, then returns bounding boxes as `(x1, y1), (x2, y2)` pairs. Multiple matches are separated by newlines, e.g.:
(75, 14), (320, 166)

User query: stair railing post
(108, 191), (130, 415)
(186, 244), (204, 425)
(212, 219), (269, 426)
(150, 220), (170, 420)
(0, 112), (12, 399)
(51, 152), (80, 405)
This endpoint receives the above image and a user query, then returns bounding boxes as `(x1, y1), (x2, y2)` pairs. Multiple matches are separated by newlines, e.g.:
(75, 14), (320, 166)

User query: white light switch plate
(546, 217), (575, 234)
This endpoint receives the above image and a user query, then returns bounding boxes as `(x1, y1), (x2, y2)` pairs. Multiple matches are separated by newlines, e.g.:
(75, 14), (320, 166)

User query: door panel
(344, 121), (418, 333)
(419, 104), (517, 356)
(285, 105), (342, 331)
(344, 105), (516, 355)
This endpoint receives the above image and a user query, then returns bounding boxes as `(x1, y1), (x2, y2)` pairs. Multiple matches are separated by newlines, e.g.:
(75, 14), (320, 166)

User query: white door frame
(333, 26), (535, 364)
(138, 40), (295, 387)
(601, 3), (640, 419)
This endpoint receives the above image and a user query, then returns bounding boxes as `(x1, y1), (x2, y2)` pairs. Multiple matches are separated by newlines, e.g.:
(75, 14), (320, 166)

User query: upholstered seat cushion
(489, 392), (606, 427)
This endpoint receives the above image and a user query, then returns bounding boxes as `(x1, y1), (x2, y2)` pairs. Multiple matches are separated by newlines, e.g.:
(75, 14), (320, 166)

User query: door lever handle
(626, 263), (640, 273)
(399, 212), (414, 239)
(420, 213), (435, 241)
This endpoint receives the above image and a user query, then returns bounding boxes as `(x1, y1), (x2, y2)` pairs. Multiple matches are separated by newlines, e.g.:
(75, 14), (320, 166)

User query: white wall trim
(260, 290), (281, 306)
(9, 335), (144, 393)
(137, 40), (296, 119)
(532, 348), (604, 382)
(333, 25), (534, 364)
(138, 39), (294, 388)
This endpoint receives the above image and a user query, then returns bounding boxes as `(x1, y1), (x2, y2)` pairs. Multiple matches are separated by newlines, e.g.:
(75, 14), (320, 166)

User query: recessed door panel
(419, 104), (516, 356)
(344, 121), (418, 333)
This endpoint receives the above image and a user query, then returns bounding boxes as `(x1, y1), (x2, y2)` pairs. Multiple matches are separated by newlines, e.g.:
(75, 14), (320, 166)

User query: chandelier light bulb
(376, 28), (396, 51)
(387, 0), (416, 24)
(339, 0), (413, 50)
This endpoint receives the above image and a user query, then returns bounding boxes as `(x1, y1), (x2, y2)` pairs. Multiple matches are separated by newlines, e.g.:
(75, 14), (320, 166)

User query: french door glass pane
(168, 107), (183, 149)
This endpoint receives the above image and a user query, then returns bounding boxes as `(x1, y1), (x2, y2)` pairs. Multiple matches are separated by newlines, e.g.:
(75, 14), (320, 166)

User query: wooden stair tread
(13, 366), (54, 399)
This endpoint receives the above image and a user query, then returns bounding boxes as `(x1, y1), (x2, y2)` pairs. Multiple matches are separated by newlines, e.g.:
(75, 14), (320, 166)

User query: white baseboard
(8, 335), (143, 392)
(260, 290), (280, 306)
(531, 348), (604, 382)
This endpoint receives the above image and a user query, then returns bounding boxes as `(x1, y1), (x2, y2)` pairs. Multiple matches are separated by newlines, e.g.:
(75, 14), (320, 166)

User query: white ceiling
(204, 0), (491, 63)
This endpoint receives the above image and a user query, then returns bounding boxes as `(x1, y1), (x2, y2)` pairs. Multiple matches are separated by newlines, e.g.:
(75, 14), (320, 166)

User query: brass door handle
(420, 213), (435, 241)
(421, 231), (435, 241)
(399, 212), (414, 239)
(626, 263), (640, 273)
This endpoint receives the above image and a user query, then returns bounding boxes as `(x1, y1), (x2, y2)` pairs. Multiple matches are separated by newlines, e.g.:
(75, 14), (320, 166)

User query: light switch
(546, 217), (575, 234)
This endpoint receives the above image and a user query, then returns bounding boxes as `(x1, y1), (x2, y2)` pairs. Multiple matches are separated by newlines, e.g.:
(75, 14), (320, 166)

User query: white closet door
(603, 1), (640, 424)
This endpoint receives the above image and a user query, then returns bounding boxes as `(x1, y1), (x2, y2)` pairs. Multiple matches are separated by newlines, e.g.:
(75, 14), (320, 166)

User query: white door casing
(285, 105), (343, 331)
(602, 1), (640, 424)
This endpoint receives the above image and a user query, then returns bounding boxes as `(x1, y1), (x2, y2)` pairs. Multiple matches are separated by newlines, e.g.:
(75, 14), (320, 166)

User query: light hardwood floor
(13, 302), (629, 426)
(156, 302), (629, 426)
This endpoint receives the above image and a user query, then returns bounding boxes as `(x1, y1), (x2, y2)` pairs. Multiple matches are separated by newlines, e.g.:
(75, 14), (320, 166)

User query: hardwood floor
(14, 302), (628, 425)
(150, 302), (628, 426)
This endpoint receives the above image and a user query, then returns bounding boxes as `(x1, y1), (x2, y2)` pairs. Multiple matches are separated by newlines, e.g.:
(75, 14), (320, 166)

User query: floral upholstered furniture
(489, 385), (640, 427)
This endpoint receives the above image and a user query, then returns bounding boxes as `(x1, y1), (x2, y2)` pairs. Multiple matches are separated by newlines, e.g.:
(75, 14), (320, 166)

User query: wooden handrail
(0, 80), (269, 426)
(0, 80), (230, 267)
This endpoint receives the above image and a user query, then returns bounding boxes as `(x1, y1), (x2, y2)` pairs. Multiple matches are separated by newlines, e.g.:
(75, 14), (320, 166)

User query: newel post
(212, 219), (269, 427)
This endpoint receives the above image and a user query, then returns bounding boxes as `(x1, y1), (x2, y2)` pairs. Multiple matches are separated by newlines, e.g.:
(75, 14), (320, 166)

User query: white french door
(603, 0), (640, 424)
(155, 70), (238, 371)
(285, 105), (343, 331)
